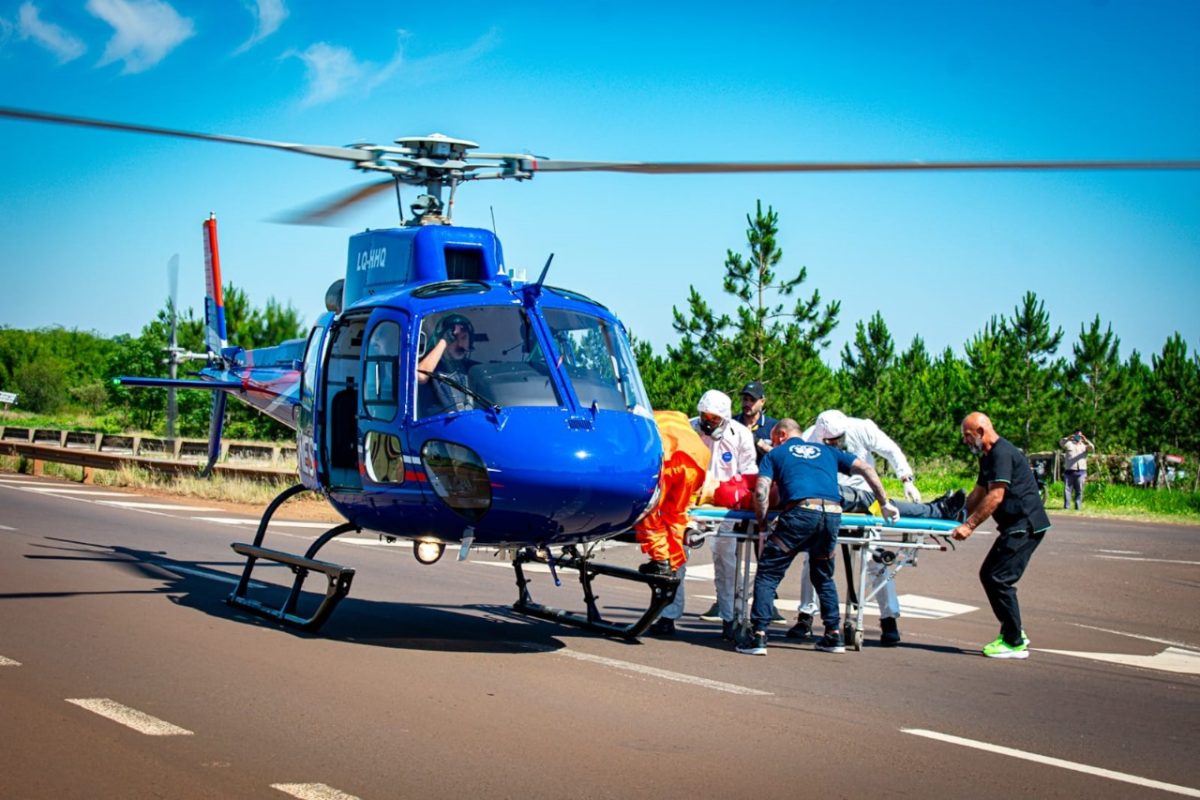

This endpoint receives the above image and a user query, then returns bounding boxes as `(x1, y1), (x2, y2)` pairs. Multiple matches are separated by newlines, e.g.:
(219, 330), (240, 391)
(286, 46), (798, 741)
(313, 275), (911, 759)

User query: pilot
(636, 410), (710, 630)
(418, 313), (479, 413)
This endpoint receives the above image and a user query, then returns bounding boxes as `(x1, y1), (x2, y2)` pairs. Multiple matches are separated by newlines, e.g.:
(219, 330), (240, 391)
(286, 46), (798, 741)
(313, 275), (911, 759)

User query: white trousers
(798, 552), (900, 620)
(711, 532), (738, 622)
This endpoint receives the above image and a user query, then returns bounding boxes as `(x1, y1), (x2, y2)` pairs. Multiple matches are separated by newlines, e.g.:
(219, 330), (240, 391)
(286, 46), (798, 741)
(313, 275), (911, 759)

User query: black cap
(740, 381), (765, 400)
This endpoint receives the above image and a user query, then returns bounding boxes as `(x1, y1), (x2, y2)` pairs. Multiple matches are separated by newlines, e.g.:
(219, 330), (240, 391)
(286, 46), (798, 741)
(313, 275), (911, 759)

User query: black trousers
(979, 528), (1045, 645)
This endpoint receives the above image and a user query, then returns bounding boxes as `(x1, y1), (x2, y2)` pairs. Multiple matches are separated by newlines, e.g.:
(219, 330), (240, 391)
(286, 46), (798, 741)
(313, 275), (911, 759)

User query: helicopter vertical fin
(202, 213), (228, 355)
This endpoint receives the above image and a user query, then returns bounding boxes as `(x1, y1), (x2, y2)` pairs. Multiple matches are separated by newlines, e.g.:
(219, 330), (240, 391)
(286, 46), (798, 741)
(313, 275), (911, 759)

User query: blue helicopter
(3, 106), (1197, 638)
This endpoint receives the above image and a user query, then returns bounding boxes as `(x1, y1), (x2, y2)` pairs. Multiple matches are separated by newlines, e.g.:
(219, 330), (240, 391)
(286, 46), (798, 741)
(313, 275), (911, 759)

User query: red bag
(712, 474), (755, 510)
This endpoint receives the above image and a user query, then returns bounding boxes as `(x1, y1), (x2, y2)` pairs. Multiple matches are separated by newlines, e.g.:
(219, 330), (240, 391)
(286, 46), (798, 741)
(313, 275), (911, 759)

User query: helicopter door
(322, 316), (368, 490)
(358, 310), (419, 496)
(297, 313), (335, 490)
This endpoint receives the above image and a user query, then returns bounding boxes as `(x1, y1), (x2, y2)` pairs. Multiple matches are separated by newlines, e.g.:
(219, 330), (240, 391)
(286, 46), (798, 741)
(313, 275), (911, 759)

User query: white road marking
(159, 564), (266, 589)
(890, 595), (979, 619)
(1038, 646), (1200, 676)
(271, 783), (361, 800)
(99, 501), (220, 512)
(1097, 549), (1141, 555)
(0, 655), (21, 666)
(1070, 623), (1200, 652)
(902, 728), (1200, 797)
(1095, 555), (1200, 566)
(19, 487), (145, 497)
(193, 517), (335, 529)
(695, 592), (978, 620)
(539, 646), (771, 696)
(0, 524), (15, 531)
(65, 698), (194, 736)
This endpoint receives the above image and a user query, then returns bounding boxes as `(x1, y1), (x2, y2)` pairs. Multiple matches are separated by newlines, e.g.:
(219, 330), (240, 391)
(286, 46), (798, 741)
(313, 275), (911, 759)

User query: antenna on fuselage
(534, 253), (554, 287)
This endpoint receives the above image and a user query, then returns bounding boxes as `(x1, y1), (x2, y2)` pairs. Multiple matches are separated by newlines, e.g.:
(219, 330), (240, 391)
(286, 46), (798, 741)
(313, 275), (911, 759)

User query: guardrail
(0, 425), (296, 462)
(0, 425), (295, 483)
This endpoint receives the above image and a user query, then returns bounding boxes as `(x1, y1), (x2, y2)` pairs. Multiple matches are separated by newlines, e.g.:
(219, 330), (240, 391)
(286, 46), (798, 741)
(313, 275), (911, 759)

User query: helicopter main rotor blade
(0, 106), (370, 163)
(525, 158), (1200, 174)
(274, 178), (396, 225)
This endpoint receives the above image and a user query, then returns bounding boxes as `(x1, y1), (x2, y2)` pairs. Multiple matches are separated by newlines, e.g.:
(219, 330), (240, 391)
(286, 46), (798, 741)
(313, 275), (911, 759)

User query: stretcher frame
(688, 508), (957, 651)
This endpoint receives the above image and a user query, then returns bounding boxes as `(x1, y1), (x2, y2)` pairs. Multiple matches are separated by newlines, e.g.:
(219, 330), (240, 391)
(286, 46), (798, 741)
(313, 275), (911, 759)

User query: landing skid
(511, 545), (680, 640)
(226, 483), (360, 631)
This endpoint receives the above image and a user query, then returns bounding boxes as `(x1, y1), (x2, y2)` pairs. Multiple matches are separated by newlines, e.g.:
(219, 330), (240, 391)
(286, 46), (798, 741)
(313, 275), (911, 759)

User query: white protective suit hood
(812, 409), (849, 441)
(697, 390), (732, 420)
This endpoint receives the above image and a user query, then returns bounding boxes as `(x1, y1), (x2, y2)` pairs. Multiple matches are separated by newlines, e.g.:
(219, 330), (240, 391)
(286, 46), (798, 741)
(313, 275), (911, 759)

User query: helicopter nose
(418, 411), (661, 541)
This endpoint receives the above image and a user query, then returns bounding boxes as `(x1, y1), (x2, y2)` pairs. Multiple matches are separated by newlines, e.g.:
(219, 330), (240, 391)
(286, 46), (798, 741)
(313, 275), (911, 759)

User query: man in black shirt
(952, 411), (1051, 659)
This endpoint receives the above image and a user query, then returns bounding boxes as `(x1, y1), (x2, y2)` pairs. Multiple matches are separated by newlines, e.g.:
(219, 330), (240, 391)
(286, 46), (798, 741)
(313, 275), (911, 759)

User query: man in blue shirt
(737, 418), (898, 655)
(953, 411), (1052, 659)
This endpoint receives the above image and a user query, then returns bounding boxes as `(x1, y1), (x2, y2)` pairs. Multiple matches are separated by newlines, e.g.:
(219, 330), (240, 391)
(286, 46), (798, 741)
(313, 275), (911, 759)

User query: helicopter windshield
(416, 306), (561, 418)
(542, 308), (651, 414)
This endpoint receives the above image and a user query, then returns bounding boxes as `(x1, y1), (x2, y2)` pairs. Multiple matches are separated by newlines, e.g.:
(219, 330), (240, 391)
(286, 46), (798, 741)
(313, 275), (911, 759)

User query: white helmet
(696, 389), (732, 419)
(813, 409), (849, 441)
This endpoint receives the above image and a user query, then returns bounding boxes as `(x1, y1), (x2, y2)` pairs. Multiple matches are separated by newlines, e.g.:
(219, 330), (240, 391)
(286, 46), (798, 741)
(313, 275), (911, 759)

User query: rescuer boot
(879, 616), (901, 647)
(815, 630), (846, 654)
(648, 618), (676, 636)
(785, 612), (814, 640)
(698, 602), (722, 622)
(736, 630), (768, 656)
(638, 559), (673, 576)
(722, 618), (735, 641)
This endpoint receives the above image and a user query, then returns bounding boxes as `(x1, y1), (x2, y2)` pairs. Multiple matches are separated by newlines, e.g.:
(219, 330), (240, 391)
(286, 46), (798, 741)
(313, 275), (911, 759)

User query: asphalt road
(1, 474), (1198, 799)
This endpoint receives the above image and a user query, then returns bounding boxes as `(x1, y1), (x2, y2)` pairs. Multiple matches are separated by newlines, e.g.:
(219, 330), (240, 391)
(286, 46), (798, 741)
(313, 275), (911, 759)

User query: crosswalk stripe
(65, 698), (193, 736)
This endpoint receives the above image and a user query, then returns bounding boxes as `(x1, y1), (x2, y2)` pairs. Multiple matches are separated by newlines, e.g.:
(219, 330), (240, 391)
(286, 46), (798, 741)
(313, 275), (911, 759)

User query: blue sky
(0, 0), (1197, 367)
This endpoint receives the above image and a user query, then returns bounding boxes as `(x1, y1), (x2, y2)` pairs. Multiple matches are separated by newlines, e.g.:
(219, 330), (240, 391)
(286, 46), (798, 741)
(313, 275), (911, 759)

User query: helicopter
(2, 106), (1197, 639)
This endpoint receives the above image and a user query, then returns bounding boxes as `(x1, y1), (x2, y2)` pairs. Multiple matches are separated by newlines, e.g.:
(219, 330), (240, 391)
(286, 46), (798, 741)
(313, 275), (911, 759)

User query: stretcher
(687, 507), (960, 651)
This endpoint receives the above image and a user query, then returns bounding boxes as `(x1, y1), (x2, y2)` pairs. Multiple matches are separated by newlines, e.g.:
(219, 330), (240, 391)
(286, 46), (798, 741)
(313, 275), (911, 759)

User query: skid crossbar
(511, 547), (680, 640)
(226, 483), (360, 631)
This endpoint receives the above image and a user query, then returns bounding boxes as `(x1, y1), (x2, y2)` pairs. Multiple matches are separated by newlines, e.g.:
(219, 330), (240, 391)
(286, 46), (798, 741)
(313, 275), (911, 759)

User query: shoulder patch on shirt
(788, 444), (821, 460)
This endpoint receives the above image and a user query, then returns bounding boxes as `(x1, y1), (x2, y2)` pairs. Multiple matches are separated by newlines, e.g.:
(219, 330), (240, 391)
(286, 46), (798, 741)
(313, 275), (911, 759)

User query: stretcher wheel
(844, 622), (862, 652)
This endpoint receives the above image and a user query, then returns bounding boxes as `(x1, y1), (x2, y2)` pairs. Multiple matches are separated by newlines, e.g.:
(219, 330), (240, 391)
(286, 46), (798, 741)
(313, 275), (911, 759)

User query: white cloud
(234, 0), (287, 55)
(17, 2), (86, 64)
(86, 0), (194, 74)
(290, 41), (366, 107)
(289, 29), (499, 107)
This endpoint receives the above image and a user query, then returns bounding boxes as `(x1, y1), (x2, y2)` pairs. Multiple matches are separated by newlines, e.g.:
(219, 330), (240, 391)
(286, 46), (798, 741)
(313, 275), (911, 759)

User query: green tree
(661, 200), (839, 419)
(1146, 334), (1200, 453)
(1002, 292), (1063, 451)
(963, 316), (1012, 429)
(12, 357), (68, 413)
(838, 311), (895, 422)
(1064, 316), (1132, 450)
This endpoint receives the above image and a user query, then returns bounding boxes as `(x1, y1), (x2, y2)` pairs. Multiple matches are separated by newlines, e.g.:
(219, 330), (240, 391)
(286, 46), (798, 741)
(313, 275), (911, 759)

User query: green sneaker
(982, 637), (1029, 659)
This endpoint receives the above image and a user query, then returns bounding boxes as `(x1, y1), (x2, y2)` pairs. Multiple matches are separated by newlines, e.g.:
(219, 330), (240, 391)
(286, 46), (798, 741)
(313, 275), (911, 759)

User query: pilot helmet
(436, 313), (475, 347)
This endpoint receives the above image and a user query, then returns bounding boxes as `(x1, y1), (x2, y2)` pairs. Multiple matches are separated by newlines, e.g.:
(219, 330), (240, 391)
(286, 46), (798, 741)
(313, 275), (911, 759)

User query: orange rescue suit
(636, 410), (710, 570)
